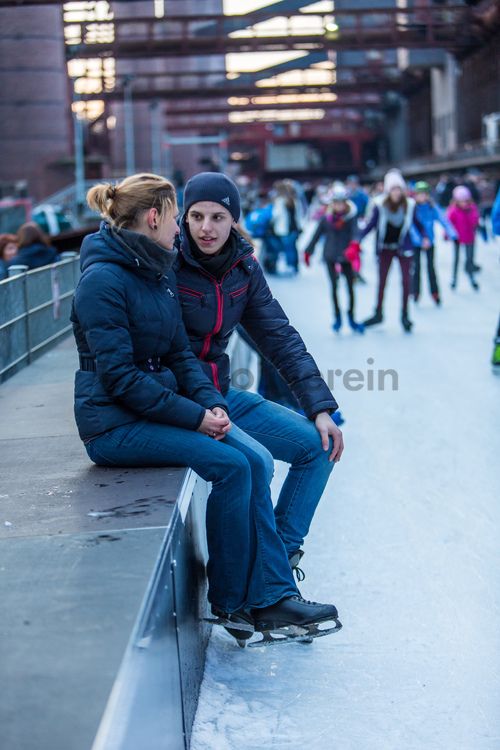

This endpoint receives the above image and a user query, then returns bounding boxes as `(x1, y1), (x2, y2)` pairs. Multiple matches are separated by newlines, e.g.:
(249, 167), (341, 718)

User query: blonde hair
(86, 173), (177, 229)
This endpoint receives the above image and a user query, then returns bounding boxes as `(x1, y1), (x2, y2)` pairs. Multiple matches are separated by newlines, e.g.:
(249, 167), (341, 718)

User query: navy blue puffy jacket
(71, 222), (227, 442)
(174, 228), (338, 419)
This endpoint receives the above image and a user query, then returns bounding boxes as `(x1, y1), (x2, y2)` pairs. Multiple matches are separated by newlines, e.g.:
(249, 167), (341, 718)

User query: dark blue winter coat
(8, 242), (58, 270)
(71, 222), (227, 443)
(174, 228), (338, 419)
(304, 200), (359, 263)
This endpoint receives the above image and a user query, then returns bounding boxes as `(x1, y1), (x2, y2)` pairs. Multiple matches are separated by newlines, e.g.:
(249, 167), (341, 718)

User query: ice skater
(361, 169), (429, 333)
(303, 181), (364, 333)
(447, 186), (480, 291)
(411, 180), (458, 305)
(175, 172), (344, 617)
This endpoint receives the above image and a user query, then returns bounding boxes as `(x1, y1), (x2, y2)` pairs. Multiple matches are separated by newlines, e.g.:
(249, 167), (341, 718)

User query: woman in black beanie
(175, 172), (344, 598)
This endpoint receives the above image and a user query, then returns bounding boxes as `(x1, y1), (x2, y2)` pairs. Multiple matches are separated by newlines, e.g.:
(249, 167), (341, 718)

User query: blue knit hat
(183, 172), (241, 222)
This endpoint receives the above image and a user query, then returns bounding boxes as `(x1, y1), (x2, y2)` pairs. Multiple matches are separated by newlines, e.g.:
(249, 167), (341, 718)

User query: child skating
(304, 182), (364, 333)
(447, 186), (480, 291)
(412, 181), (458, 305)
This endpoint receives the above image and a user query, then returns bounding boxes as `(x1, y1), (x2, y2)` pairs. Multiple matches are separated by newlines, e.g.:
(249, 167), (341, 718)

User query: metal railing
(0, 254), (80, 383)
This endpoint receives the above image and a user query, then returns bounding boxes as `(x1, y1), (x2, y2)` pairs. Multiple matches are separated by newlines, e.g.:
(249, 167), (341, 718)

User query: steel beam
(65, 6), (479, 59)
(79, 81), (391, 102)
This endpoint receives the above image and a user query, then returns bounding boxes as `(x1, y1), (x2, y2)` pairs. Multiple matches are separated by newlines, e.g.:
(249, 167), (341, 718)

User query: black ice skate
(205, 606), (255, 648)
(363, 309), (383, 327)
(249, 595), (342, 647)
(401, 312), (413, 333)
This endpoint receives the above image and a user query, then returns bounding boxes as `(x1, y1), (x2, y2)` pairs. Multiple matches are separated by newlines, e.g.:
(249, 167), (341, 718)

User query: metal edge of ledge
(91, 469), (208, 750)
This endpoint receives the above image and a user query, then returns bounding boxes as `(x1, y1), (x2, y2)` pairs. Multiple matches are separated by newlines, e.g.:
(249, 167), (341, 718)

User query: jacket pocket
(178, 285), (205, 301)
(229, 284), (249, 303)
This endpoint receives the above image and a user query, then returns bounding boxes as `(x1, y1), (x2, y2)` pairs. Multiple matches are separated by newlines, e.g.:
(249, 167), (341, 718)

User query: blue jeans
(226, 388), (335, 555)
(85, 420), (298, 613)
(280, 231), (299, 270)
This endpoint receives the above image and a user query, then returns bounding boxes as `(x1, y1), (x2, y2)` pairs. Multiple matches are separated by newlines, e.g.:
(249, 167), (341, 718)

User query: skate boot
(250, 595), (342, 647)
(469, 275), (479, 291)
(450, 277), (457, 290)
(288, 549), (305, 582)
(432, 292), (441, 306)
(332, 313), (342, 333)
(348, 313), (365, 334)
(401, 312), (413, 333)
(207, 606), (255, 648)
(363, 308), (383, 327)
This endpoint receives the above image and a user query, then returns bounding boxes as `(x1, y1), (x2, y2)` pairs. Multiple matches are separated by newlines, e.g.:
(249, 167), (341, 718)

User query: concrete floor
(191, 230), (500, 750)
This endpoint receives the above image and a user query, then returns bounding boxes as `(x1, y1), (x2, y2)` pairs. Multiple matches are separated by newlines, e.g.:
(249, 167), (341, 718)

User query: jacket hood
(326, 199), (357, 222)
(177, 224), (254, 273)
(80, 221), (177, 279)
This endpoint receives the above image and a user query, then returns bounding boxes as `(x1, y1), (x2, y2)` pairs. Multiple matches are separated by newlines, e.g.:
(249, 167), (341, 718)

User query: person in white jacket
(271, 180), (304, 273)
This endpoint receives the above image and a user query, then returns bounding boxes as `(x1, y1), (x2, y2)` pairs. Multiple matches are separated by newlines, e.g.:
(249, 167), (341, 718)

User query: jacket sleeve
(446, 205), (457, 229)
(303, 218), (325, 256)
(434, 205), (457, 239)
(240, 262), (338, 418)
(165, 317), (229, 413)
(470, 204), (480, 229)
(359, 205), (379, 240)
(492, 188), (500, 236)
(412, 209), (429, 241)
(76, 268), (207, 430)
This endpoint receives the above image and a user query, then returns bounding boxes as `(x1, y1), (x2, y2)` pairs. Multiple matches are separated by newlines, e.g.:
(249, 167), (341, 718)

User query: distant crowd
(0, 222), (58, 280)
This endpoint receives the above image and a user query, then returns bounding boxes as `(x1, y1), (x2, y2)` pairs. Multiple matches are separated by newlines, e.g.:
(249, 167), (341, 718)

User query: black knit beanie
(183, 172), (241, 222)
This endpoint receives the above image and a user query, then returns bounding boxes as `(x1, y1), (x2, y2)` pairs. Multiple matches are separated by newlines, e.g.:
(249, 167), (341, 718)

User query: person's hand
(304, 252), (312, 267)
(198, 408), (231, 440)
(422, 237), (431, 250)
(314, 411), (344, 462)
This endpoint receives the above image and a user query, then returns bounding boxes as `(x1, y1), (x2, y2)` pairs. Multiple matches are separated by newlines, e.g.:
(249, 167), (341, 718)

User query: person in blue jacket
(72, 173), (339, 645)
(10, 222), (58, 270)
(175, 172), (344, 584)
(411, 181), (458, 305)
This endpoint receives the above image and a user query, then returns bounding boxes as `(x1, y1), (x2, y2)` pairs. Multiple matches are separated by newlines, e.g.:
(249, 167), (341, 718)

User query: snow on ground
(191, 228), (500, 750)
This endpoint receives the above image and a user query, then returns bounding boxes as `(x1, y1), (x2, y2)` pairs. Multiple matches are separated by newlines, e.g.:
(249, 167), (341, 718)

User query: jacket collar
(177, 225), (254, 276)
(80, 221), (177, 280)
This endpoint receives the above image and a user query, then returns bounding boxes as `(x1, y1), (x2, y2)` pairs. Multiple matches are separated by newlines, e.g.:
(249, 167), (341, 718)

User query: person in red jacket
(446, 186), (480, 291)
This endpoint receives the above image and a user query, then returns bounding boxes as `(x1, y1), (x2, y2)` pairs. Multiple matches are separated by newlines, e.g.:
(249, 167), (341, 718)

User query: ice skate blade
(248, 619), (342, 647)
(203, 617), (254, 633)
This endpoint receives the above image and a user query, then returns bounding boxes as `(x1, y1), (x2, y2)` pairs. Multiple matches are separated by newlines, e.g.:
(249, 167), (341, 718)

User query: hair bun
(107, 184), (117, 200)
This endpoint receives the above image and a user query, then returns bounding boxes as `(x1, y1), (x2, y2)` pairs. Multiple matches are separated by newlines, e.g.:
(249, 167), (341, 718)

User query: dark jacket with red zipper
(174, 227), (339, 420)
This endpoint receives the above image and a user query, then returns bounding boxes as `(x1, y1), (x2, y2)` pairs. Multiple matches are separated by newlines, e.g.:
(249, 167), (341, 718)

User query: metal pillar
(123, 76), (136, 175)
(73, 96), (85, 217)
(150, 100), (162, 175)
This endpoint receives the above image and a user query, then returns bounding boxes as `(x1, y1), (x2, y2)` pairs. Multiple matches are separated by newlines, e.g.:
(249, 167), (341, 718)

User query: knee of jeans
(303, 428), (335, 469)
(221, 450), (252, 486)
(260, 447), (275, 484)
(245, 446), (274, 485)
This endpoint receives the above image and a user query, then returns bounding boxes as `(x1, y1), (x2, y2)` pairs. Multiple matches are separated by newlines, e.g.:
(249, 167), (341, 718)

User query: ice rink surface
(191, 227), (500, 750)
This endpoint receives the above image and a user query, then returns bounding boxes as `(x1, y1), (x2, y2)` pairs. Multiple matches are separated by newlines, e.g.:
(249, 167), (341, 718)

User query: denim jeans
(85, 420), (298, 612)
(226, 388), (335, 555)
(280, 231), (299, 270)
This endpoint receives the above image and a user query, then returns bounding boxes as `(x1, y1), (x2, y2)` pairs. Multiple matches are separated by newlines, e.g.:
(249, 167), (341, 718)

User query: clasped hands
(198, 407), (232, 440)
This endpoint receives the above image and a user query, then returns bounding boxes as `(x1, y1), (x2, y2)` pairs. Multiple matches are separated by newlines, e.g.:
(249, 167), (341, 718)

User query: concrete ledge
(0, 337), (211, 750)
